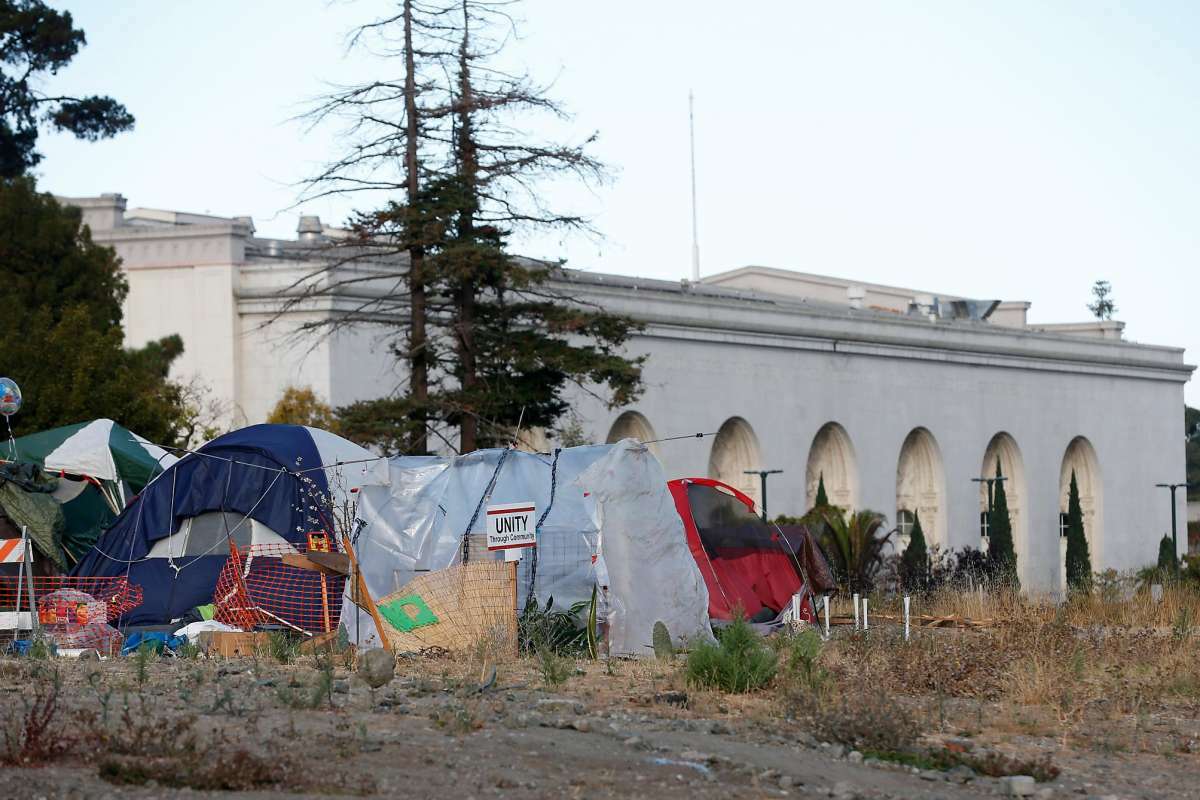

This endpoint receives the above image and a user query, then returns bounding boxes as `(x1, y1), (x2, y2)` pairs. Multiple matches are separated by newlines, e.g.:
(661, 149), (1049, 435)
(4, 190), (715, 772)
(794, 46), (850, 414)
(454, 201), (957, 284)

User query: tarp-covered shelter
(668, 478), (833, 623)
(71, 424), (387, 626)
(347, 439), (713, 656)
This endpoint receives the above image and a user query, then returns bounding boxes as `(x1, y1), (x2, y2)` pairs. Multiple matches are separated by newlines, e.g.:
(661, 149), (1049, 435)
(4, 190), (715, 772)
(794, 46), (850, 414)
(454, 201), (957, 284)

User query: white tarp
(44, 419), (119, 482)
(341, 440), (712, 655)
(578, 441), (715, 656)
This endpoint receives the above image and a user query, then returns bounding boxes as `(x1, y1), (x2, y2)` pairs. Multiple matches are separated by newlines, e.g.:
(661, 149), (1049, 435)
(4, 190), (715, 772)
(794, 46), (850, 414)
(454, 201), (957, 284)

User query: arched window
(895, 427), (946, 547)
(708, 417), (763, 506)
(806, 422), (858, 511)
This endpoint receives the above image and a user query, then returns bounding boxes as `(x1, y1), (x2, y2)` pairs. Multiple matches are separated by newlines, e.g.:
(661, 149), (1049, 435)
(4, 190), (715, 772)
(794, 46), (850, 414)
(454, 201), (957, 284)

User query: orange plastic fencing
(0, 576), (142, 656)
(212, 541), (346, 635)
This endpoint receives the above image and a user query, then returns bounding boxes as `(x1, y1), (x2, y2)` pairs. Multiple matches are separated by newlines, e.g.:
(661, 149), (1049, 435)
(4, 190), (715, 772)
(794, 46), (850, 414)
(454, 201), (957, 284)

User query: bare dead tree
(290, 0), (641, 454)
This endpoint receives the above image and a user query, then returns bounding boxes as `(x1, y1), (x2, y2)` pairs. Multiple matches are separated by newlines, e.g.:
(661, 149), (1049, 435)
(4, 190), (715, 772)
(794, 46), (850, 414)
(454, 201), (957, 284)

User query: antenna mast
(689, 90), (700, 282)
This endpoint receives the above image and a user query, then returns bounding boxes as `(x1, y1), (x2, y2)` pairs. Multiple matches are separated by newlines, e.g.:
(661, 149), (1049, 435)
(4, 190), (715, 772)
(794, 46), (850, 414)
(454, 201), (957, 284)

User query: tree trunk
(454, 0), (479, 453)
(403, 0), (428, 455)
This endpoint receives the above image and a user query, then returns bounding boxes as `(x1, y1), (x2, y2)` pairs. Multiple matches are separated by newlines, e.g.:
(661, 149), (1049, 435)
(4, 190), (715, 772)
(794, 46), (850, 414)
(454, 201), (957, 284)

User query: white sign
(486, 501), (537, 552)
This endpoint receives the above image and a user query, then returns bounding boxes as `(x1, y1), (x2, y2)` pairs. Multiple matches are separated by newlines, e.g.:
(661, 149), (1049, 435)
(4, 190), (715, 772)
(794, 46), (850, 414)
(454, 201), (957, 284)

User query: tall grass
(866, 580), (1200, 631)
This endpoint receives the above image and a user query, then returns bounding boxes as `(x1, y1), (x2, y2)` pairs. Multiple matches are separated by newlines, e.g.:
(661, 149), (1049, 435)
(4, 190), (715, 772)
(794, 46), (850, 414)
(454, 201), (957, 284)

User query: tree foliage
(1064, 470), (1092, 594)
(816, 506), (891, 595)
(900, 510), (929, 592)
(267, 386), (339, 432)
(0, 0), (134, 177)
(987, 458), (1018, 588)
(296, 0), (643, 454)
(0, 178), (190, 444)
(1157, 533), (1179, 577)
(814, 472), (829, 509)
(1087, 279), (1116, 321)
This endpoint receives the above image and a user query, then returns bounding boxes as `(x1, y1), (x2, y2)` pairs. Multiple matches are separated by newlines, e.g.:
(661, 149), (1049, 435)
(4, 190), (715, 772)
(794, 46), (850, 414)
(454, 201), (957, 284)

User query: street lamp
(1154, 481), (1198, 573)
(971, 474), (1007, 548)
(744, 469), (783, 522)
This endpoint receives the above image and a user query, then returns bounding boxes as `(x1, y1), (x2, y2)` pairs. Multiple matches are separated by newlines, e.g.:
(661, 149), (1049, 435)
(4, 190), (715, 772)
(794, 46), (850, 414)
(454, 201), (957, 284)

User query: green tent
(0, 420), (179, 569)
(10, 418), (178, 505)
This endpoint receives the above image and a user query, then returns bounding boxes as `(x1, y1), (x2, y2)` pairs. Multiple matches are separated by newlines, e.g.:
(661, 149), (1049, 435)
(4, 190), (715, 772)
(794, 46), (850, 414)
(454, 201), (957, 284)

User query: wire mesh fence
(213, 542), (346, 635)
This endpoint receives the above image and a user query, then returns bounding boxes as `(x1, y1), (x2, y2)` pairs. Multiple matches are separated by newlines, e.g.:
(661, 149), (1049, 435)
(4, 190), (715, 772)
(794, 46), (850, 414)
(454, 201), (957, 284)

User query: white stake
(903, 595), (911, 641)
(862, 597), (869, 631)
(822, 595), (831, 639)
(852, 593), (860, 630)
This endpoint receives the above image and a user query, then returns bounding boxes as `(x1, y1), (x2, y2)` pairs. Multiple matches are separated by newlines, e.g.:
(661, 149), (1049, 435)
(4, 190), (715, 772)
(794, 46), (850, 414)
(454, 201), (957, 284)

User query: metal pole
(744, 469), (783, 522)
(1171, 484), (1179, 571)
(688, 90), (700, 282)
(1156, 482), (1197, 574)
(21, 526), (36, 633)
(760, 472), (768, 522)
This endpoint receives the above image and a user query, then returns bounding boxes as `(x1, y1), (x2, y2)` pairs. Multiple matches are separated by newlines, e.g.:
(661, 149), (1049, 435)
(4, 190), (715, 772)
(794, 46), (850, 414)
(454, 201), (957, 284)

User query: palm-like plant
(815, 506), (892, 595)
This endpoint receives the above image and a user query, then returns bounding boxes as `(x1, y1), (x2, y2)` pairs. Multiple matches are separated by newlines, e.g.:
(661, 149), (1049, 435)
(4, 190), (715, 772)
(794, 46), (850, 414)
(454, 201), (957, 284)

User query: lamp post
(970, 474), (1007, 549)
(744, 469), (783, 522)
(1154, 481), (1197, 573)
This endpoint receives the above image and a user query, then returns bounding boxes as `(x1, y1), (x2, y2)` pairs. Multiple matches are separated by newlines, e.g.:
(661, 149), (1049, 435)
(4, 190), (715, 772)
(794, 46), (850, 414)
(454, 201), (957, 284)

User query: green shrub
(900, 511), (930, 592)
(1158, 535), (1179, 577)
(536, 648), (573, 687)
(264, 632), (300, 665)
(518, 596), (589, 656)
(1064, 471), (1092, 594)
(685, 617), (777, 693)
(778, 628), (827, 694)
(652, 621), (674, 660)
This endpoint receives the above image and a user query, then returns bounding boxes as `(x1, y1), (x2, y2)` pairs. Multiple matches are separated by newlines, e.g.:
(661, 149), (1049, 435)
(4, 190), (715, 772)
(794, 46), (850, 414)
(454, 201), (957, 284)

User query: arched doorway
(980, 432), (1028, 582)
(806, 422), (858, 511)
(896, 427), (946, 549)
(1059, 436), (1103, 590)
(606, 411), (659, 455)
(708, 417), (763, 506)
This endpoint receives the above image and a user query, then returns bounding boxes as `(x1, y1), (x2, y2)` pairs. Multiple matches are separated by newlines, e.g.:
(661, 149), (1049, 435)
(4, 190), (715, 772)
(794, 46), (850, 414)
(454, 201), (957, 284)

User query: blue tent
(71, 424), (387, 626)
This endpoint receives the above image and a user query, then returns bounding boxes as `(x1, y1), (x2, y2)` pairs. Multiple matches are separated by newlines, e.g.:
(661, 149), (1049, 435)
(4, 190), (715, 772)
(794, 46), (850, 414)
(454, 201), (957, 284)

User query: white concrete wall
(569, 276), (1191, 594)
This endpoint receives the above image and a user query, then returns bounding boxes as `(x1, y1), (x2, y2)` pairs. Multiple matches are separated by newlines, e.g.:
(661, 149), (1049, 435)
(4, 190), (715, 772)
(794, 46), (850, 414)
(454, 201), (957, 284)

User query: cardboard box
(196, 630), (272, 657)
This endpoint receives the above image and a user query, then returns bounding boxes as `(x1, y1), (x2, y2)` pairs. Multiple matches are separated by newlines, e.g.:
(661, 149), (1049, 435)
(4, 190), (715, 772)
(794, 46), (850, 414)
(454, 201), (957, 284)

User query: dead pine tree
(293, 0), (644, 454)
(293, 0), (459, 454)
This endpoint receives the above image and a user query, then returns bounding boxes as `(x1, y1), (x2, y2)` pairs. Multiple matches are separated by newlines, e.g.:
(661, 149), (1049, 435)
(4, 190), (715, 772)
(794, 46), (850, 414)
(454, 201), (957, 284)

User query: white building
(63, 193), (1194, 594)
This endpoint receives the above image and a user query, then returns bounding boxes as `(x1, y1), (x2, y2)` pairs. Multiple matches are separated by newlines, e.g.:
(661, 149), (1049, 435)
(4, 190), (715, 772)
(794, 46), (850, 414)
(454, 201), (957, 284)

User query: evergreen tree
(0, 178), (190, 443)
(987, 457), (1018, 587)
(0, 1), (134, 177)
(1064, 470), (1092, 594)
(815, 473), (830, 508)
(1157, 534), (1178, 578)
(900, 510), (929, 592)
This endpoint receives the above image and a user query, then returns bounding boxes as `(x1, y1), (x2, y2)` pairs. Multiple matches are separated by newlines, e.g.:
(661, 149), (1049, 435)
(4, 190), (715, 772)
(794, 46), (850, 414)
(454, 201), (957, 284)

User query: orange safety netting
(0, 576), (142, 656)
(0, 575), (143, 619)
(212, 540), (346, 635)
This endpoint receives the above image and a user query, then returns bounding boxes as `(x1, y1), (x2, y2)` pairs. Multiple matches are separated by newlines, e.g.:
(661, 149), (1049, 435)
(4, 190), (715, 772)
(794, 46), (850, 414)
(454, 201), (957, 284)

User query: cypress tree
(1157, 534), (1178, 578)
(815, 473), (830, 508)
(1064, 470), (1092, 594)
(901, 510), (929, 592)
(987, 457), (1019, 588)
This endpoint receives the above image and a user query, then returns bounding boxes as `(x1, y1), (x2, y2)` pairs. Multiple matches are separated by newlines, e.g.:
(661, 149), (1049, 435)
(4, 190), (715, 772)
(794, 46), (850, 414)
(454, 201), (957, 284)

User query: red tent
(667, 478), (830, 623)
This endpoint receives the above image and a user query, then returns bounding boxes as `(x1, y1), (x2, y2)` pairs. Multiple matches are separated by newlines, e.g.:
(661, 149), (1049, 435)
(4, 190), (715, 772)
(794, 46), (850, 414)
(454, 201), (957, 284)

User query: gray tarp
(342, 440), (712, 656)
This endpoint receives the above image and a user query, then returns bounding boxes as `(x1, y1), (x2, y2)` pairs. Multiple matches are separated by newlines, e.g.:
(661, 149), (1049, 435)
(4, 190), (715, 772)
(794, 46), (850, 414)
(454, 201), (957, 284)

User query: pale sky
(38, 1), (1200, 404)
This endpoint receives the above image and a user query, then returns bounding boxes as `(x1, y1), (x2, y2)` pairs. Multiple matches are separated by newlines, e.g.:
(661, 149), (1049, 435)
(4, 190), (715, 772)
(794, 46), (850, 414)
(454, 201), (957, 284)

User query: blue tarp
(71, 425), (329, 625)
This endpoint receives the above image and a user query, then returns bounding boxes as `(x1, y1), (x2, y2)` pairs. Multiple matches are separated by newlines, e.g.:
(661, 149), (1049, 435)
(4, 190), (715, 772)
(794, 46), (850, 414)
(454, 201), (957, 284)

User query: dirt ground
(1, 633), (1198, 800)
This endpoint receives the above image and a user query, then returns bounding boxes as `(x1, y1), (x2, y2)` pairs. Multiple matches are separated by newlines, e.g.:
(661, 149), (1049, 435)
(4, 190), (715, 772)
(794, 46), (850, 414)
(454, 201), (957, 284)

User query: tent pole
(22, 527), (37, 634)
(342, 532), (390, 652)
